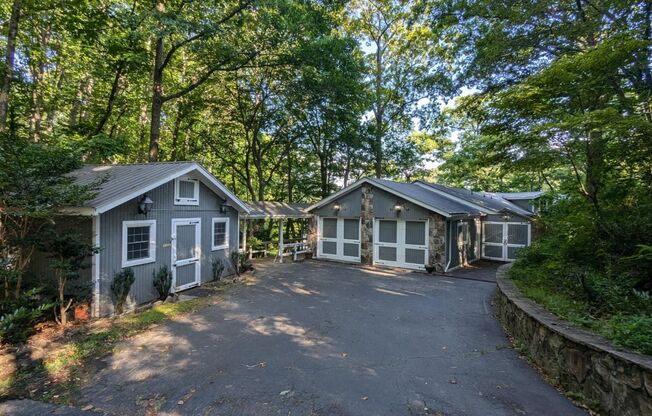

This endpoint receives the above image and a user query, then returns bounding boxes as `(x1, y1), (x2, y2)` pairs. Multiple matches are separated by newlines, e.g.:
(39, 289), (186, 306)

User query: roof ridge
(82, 161), (197, 167)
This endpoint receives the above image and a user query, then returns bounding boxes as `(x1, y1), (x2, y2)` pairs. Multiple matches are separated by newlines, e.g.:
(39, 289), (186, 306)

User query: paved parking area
(67, 260), (585, 415)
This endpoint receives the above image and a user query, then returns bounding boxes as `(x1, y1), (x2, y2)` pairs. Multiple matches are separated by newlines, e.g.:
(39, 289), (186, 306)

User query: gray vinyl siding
(313, 188), (362, 218)
(98, 180), (238, 316)
(27, 216), (93, 294)
(510, 199), (534, 213)
(485, 213), (530, 223)
(372, 187), (430, 220)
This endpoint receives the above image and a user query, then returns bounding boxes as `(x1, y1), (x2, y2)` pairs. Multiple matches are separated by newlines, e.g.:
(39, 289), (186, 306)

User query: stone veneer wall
(428, 213), (446, 271)
(360, 184), (374, 264)
(307, 215), (318, 257)
(496, 264), (652, 416)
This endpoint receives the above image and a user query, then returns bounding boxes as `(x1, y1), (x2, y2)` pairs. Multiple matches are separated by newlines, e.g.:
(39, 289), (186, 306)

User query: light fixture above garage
(333, 202), (341, 211)
(394, 203), (403, 212)
(137, 194), (154, 216)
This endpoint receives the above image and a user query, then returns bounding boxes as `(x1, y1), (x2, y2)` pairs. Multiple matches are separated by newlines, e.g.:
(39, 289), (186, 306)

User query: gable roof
(306, 178), (484, 218)
(415, 181), (534, 217)
(495, 191), (544, 201)
(244, 201), (311, 219)
(307, 177), (538, 218)
(69, 162), (249, 214)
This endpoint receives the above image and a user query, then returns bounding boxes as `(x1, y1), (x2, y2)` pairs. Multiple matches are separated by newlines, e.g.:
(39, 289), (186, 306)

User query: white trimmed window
(211, 218), (229, 250)
(174, 177), (199, 205)
(122, 220), (156, 267)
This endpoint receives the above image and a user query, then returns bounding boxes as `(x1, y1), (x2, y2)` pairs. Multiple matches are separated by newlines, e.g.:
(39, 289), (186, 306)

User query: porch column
(428, 213), (446, 272)
(242, 218), (248, 258)
(360, 183), (374, 265)
(278, 218), (284, 263)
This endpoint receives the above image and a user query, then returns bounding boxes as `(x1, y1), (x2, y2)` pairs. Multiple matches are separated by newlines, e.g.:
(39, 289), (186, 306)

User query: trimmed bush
(111, 268), (135, 314)
(153, 265), (172, 300)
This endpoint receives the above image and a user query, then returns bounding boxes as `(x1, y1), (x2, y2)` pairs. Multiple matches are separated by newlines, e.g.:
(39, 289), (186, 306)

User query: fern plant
(111, 268), (135, 314)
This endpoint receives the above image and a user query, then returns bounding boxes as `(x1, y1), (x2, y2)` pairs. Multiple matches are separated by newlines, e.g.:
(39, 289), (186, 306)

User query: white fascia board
(94, 163), (249, 214)
(414, 181), (499, 215)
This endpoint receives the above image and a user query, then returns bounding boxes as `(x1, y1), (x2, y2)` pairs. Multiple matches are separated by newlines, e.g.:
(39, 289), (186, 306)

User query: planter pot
(74, 303), (90, 321)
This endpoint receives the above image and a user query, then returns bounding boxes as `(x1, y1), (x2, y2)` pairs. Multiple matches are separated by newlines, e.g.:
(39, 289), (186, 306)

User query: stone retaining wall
(495, 264), (652, 416)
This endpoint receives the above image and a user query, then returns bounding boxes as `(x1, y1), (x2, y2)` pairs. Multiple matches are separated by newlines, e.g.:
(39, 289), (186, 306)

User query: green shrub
(153, 265), (172, 300)
(604, 315), (652, 355)
(0, 288), (55, 344)
(111, 268), (135, 314)
(211, 257), (225, 281)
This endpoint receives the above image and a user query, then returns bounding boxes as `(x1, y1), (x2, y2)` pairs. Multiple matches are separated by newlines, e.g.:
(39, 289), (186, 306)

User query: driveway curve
(76, 260), (585, 415)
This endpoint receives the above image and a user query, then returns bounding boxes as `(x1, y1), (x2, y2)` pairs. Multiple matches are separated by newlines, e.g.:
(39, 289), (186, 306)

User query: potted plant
(74, 302), (90, 321)
(424, 264), (436, 274)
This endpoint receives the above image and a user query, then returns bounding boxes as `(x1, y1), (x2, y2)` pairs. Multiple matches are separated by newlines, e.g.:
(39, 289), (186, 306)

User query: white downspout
(92, 213), (101, 318)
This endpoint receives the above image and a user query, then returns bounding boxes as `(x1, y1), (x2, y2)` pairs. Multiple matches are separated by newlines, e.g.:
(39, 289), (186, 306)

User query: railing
(243, 238), (309, 263)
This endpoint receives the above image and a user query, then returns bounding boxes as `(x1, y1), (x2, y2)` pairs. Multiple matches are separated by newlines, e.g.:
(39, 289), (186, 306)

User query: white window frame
(211, 217), (230, 250)
(174, 176), (199, 205)
(122, 220), (156, 268)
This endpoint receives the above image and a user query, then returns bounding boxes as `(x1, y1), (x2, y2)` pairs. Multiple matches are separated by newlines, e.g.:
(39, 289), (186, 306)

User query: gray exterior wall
(372, 187), (431, 220)
(98, 180), (238, 316)
(485, 213), (530, 223)
(510, 199), (534, 213)
(313, 187), (362, 218)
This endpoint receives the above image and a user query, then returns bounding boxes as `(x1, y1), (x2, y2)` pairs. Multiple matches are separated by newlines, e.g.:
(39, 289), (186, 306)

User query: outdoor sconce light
(138, 194), (154, 216)
(333, 202), (341, 211)
(502, 214), (511, 221)
(220, 202), (230, 213)
(394, 203), (403, 212)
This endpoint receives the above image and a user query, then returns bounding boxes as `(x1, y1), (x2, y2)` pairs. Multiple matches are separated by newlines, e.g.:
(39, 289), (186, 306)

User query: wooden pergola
(242, 201), (312, 263)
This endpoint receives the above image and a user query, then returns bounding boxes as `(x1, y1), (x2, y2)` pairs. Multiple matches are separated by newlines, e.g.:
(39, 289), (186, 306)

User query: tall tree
(0, 0), (21, 131)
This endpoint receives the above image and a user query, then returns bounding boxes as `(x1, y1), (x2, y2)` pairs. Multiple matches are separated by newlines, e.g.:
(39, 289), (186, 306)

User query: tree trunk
(373, 40), (384, 178)
(92, 61), (124, 137)
(319, 155), (329, 198)
(0, 0), (21, 132)
(171, 103), (183, 160)
(149, 34), (164, 162)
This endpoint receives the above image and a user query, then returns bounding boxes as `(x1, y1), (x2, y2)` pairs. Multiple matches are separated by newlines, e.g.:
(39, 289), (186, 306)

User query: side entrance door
(482, 221), (530, 261)
(171, 218), (201, 291)
(373, 219), (428, 270)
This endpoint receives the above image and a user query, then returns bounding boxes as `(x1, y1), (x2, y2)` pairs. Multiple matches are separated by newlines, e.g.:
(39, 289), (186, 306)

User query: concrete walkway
(3, 260), (586, 415)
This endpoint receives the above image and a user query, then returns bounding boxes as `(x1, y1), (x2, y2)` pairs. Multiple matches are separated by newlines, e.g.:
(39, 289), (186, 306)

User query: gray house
(306, 178), (541, 272)
(49, 162), (249, 317)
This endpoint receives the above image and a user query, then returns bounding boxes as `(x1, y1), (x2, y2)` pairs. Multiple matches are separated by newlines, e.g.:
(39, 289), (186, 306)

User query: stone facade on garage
(360, 183), (374, 264)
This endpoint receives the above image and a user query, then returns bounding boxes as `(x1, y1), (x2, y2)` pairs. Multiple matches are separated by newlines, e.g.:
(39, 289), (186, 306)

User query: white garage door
(317, 217), (361, 262)
(373, 219), (428, 270)
(482, 222), (531, 261)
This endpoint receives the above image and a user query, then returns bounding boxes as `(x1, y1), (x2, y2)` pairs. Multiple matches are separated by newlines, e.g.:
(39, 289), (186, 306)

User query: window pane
(378, 246), (397, 261)
(322, 241), (337, 254)
(179, 180), (196, 199)
(343, 243), (359, 257)
(405, 248), (425, 264)
(322, 218), (337, 239)
(214, 221), (227, 247)
(405, 221), (425, 245)
(507, 224), (528, 245)
(378, 220), (397, 243)
(127, 226), (150, 260)
(343, 219), (359, 240)
(484, 245), (503, 258)
(484, 223), (503, 243)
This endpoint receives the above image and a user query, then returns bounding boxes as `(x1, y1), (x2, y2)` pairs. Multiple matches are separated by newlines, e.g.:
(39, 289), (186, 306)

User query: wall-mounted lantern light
(138, 194), (154, 216)
(501, 213), (511, 221)
(394, 203), (403, 212)
(220, 202), (230, 214)
(333, 202), (341, 211)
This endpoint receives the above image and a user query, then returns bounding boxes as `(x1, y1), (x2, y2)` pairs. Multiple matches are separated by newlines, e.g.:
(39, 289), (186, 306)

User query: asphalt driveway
(74, 260), (584, 415)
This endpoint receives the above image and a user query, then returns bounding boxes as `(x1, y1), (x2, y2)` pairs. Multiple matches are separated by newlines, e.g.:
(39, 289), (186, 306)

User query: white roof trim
(94, 163), (250, 214)
(307, 178), (453, 218)
(413, 182), (499, 215)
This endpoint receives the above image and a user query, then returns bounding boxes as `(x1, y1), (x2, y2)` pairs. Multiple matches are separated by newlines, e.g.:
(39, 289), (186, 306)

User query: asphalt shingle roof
(244, 201), (312, 219)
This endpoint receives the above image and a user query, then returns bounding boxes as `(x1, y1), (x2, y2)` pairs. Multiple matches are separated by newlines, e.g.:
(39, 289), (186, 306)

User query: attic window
(174, 177), (199, 205)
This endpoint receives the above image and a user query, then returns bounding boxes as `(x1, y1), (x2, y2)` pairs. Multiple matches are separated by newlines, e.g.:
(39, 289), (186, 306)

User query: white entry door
(317, 217), (361, 262)
(171, 218), (201, 291)
(373, 219), (428, 270)
(482, 222), (530, 261)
